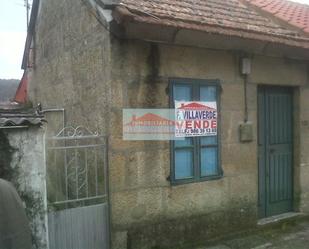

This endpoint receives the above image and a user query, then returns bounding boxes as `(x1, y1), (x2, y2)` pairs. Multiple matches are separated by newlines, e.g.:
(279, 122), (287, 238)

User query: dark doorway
(258, 86), (293, 218)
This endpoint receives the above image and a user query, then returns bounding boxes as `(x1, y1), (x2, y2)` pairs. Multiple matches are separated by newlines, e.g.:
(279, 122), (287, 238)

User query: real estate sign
(175, 101), (217, 137)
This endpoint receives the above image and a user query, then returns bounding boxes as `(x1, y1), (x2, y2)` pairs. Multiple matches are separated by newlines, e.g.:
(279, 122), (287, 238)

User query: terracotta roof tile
(117, 0), (309, 49)
(245, 0), (309, 34)
(0, 110), (45, 128)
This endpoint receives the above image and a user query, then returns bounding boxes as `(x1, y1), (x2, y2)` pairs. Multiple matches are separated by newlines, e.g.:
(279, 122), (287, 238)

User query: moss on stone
(19, 190), (46, 249)
(0, 131), (15, 180)
(0, 130), (46, 249)
(127, 202), (258, 249)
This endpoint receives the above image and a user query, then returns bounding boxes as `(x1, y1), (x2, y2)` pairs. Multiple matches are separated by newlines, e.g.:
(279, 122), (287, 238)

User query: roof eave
(112, 6), (309, 60)
(0, 107), (46, 128)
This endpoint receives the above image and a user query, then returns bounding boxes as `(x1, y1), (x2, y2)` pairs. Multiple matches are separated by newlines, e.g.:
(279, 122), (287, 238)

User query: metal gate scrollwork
(46, 126), (109, 249)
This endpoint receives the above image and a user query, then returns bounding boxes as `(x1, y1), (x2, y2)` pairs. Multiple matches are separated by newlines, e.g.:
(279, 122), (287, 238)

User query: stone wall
(28, 0), (112, 136)
(108, 40), (309, 249)
(297, 81), (309, 212)
(0, 127), (47, 249)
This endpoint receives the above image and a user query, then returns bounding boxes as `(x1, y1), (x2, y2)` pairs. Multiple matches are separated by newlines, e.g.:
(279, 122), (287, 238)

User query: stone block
(111, 80), (125, 108)
(110, 187), (168, 227)
(159, 45), (241, 84)
(221, 83), (244, 111)
(299, 192), (309, 213)
(109, 153), (127, 192)
(124, 78), (169, 108)
(112, 231), (128, 249)
(109, 149), (170, 192)
(299, 87), (309, 110)
(297, 166), (309, 193)
(299, 141), (309, 165)
(164, 179), (229, 218)
(111, 40), (151, 79)
(221, 142), (258, 175)
(227, 173), (258, 203)
(251, 56), (307, 86)
(109, 108), (125, 138)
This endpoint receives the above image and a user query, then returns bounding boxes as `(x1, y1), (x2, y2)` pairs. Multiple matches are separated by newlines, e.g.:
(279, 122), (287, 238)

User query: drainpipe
(239, 56), (254, 143)
(240, 57), (251, 123)
(243, 74), (249, 123)
(38, 107), (65, 249)
(39, 107), (66, 130)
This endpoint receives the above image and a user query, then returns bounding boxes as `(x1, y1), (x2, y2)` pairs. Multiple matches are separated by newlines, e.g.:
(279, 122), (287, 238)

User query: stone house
(23, 0), (309, 248)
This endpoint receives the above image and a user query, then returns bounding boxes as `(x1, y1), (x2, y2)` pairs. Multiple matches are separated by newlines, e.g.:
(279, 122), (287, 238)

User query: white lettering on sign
(175, 101), (218, 137)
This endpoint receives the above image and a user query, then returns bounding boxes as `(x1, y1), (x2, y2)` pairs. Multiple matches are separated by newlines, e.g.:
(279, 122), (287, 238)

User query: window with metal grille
(170, 79), (222, 184)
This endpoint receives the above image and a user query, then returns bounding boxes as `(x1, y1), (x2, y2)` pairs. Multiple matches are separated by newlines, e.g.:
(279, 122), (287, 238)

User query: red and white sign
(175, 101), (218, 137)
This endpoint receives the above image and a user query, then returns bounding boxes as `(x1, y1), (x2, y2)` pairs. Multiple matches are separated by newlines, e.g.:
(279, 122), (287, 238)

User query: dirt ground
(195, 218), (309, 249)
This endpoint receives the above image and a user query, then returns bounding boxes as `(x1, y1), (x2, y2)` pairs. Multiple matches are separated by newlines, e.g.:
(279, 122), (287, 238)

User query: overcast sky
(0, 0), (308, 79)
(293, 0), (309, 3)
(0, 0), (29, 79)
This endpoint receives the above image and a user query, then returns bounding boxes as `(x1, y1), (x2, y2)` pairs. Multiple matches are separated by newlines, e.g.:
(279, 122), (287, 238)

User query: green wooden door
(258, 87), (293, 218)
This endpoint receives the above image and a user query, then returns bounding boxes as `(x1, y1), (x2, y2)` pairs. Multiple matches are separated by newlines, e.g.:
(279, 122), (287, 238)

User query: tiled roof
(116, 0), (309, 48)
(245, 0), (309, 34)
(0, 107), (45, 128)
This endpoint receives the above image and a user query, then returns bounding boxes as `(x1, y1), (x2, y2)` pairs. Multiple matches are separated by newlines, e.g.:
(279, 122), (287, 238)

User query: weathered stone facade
(0, 128), (47, 249)
(27, 0), (309, 248)
(28, 0), (112, 135)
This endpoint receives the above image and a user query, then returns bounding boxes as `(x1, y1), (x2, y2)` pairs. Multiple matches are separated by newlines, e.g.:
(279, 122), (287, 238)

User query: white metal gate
(46, 126), (109, 249)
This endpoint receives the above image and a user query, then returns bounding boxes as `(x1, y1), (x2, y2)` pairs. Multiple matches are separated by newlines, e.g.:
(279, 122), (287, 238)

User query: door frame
(257, 85), (295, 218)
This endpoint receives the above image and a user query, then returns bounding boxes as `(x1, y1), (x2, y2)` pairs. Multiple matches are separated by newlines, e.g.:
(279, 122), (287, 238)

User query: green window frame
(169, 78), (222, 185)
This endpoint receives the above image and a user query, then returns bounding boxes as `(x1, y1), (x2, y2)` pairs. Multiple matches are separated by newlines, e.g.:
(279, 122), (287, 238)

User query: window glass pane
(175, 137), (193, 148)
(173, 85), (192, 102)
(200, 86), (216, 102)
(175, 149), (194, 179)
(201, 147), (218, 176)
(201, 136), (217, 146)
